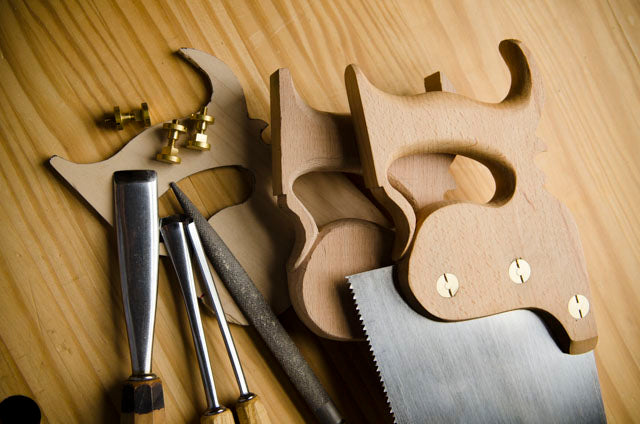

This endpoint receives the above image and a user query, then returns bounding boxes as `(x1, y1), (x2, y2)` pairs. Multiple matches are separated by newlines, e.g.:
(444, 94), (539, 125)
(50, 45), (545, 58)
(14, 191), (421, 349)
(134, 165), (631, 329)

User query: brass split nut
(104, 102), (151, 130)
(156, 119), (186, 164)
(185, 106), (214, 151)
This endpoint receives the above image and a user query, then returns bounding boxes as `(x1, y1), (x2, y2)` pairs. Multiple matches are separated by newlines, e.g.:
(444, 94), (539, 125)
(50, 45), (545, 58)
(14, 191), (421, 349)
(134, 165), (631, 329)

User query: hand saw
(345, 39), (606, 422)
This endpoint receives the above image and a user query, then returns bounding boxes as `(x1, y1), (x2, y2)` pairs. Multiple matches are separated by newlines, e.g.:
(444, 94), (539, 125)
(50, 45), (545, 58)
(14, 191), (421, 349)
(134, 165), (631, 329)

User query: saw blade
(349, 266), (605, 424)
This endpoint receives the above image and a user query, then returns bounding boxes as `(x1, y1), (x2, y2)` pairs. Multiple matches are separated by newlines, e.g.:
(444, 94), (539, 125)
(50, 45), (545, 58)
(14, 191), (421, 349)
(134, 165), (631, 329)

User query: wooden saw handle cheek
(399, 197), (598, 354)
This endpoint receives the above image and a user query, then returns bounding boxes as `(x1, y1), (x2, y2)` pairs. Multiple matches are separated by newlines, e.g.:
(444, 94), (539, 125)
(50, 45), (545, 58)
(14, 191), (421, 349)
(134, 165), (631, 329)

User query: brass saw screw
(185, 106), (215, 151)
(568, 294), (590, 319)
(436, 273), (459, 298)
(156, 119), (186, 164)
(508, 258), (531, 284)
(104, 102), (151, 130)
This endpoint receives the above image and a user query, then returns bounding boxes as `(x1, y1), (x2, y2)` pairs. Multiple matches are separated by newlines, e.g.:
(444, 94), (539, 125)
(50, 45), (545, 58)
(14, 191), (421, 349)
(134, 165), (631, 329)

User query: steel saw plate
(349, 266), (605, 423)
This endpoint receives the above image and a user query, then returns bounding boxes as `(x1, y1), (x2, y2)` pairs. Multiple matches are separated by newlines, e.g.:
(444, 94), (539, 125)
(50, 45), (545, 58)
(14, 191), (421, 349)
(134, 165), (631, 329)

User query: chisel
(170, 183), (344, 424)
(185, 218), (271, 424)
(160, 216), (234, 424)
(113, 170), (164, 423)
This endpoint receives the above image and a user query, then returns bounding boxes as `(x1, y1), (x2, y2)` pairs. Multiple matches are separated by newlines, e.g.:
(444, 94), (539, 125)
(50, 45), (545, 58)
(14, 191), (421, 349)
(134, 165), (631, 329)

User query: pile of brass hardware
(156, 107), (215, 164)
(101, 103), (215, 165)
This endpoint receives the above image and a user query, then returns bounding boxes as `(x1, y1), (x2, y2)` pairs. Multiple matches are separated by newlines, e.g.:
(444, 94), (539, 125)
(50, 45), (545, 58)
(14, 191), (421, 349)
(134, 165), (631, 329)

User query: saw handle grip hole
(0, 395), (42, 424)
(446, 156), (497, 204)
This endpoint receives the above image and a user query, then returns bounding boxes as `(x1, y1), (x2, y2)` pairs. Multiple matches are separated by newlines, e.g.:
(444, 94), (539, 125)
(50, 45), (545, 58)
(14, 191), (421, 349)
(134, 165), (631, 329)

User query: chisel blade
(349, 266), (605, 424)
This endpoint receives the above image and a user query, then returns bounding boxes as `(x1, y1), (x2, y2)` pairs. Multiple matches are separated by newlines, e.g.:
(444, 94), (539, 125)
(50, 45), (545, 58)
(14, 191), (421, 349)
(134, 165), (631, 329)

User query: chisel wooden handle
(236, 395), (271, 424)
(121, 376), (165, 423)
(200, 408), (234, 424)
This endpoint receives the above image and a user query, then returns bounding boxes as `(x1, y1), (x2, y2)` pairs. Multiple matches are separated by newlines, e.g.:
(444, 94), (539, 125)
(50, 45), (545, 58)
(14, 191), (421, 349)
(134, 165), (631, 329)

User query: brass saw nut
(104, 102), (151, 130)
(156, 119), (186, 164)
(185, 106), (214, 151)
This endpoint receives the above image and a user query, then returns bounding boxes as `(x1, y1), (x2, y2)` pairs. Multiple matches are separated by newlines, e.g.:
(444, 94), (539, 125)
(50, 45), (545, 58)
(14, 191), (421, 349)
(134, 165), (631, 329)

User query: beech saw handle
(121, 376), (165, 423)
(345, 39), (597, 354)
(270, 68), (455, 341)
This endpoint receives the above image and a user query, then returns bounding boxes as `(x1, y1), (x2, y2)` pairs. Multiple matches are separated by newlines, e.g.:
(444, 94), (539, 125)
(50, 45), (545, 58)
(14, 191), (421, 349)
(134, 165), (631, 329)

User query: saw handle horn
(346, 39), (598, 354)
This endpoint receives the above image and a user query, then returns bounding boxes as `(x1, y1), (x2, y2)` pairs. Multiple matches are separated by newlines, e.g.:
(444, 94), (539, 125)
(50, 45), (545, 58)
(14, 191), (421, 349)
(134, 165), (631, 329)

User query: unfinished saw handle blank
(271, 68), (455, 340)
(346, 39), (597, 354)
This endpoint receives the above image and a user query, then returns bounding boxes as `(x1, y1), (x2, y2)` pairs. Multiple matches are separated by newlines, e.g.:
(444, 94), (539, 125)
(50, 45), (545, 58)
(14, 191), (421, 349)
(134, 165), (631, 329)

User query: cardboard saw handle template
(346, 39), (597, 354)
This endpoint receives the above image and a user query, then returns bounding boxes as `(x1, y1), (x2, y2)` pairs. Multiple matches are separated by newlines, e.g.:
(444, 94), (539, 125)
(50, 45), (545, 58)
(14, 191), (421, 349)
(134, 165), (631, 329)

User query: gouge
(160, 216), (234, 424)
(113, 170), (164, 423)
(185, 219), (271, 424)
(170, 183), (344, 424)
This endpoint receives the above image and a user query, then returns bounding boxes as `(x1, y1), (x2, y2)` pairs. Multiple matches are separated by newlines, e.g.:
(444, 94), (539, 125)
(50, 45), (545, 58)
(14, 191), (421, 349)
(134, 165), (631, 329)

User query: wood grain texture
(346, 39), (597, 353)
(0, 1), (638, 423)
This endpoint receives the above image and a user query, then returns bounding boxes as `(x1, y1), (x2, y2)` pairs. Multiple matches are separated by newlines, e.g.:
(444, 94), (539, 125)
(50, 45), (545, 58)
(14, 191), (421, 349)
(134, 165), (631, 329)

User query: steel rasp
(349, 266), (605, 423)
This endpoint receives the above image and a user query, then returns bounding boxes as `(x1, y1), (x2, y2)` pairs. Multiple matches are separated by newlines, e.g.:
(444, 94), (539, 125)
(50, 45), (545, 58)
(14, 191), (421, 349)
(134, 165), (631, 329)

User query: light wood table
(0, 1), (638, 422)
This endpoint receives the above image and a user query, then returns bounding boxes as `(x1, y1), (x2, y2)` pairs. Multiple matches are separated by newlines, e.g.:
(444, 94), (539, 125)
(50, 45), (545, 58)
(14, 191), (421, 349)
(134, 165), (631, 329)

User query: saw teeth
(349, 281), (396, 423)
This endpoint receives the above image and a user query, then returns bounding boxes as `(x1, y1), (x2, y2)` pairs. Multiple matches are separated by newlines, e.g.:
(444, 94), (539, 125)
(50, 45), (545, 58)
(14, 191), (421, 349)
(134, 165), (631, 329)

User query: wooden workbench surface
(0, 1), (638, 422)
